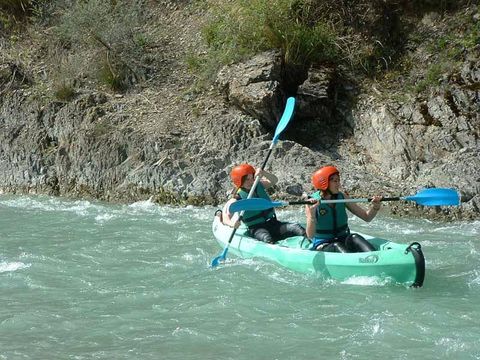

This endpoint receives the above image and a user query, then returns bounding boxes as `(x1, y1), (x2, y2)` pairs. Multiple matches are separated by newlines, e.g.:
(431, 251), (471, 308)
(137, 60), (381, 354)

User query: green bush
(402, 0), (466, 12)
(199, 0), (424, 86)
(0, 0), (33, 14)
(264, 14), (337, 66)
(412, 5), (480, 94)
(53, 80), (75, 101)
(203, 0), (338, 67)
(414, 61), (451, 94)
(0, 0), (52, 21)
(97, 54), (129, 92)
(54, 0), (149, 91)
(0, 0), (48, 30)
(198, 0), (340, 87)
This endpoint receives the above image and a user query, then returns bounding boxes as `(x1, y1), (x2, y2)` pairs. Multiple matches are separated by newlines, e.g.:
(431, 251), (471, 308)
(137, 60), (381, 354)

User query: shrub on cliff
(0, 0), (46, 31)
(0, 0), (38, 16)
(53, 0), (150, 92)
(195, 0), (476, 89)
(194, 0), (408, 86)
(196, 0), (338, 84)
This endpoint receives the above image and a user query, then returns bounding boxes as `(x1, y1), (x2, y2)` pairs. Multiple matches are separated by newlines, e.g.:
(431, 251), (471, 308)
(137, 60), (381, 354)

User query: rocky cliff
(0, 2), (479, 220)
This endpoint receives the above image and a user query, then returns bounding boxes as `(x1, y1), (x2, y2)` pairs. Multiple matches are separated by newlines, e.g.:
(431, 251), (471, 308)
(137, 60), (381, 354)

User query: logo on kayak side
(359, 255), (379, 264)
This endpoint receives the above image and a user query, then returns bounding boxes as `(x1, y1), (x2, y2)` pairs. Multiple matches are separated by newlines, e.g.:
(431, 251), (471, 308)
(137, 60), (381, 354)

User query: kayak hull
(212, 216), (425, 287)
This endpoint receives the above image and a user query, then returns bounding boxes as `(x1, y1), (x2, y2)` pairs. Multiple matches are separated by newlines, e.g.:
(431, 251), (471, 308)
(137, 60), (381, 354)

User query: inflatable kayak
(212, 215), (425, 287)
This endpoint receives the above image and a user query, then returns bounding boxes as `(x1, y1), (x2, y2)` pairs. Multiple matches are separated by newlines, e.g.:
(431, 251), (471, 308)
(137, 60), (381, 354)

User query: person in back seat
(222, 163), (306, 244)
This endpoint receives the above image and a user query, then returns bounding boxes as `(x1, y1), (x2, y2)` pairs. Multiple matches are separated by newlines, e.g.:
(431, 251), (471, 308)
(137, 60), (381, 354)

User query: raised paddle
(228, 188), (461, 213)
(211, 97), (296, 267)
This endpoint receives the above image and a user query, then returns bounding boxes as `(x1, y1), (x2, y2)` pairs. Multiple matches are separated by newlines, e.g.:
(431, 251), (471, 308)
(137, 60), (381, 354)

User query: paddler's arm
(255, 168), (278, 189)
(222, 198), (241, 228)
(346, 194), (382, 222)
(305, 200), (319, 239)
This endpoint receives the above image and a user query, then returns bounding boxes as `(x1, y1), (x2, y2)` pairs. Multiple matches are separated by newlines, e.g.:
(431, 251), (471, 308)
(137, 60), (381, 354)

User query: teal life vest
(236, 184), (275, 227)
(312, 192), (350, 240)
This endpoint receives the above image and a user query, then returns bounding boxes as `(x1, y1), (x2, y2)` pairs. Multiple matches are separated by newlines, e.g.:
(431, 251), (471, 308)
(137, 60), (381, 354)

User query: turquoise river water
(0, 195), (479, 359)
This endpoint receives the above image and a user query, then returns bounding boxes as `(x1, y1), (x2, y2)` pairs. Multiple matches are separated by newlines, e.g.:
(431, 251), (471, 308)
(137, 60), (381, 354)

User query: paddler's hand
(305, 199), (319, 220)
(371, 196), (382, 211)
(255, 168), (278, 188)
(232, 219), (241, 229)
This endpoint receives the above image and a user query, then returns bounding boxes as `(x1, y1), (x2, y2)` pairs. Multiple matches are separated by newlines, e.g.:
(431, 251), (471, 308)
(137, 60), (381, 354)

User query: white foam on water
(94, 213), (116, 223)
(274, 207), (306, 223)
(431, 220), (480, 236)
(67, 201), (95, 216)
(267, 270), (297, 285)
(467, 269), (480, 288)
(341, 275), (392, 286)
(382, 222), (426, 235)
(435, 337), (468, 353)
(0, 261), (30, 273)
(127, 197), (157, 211)
(0, 195), (105, 217)
(171, 326), (199, 337)
(362, 317), (384, 338)
(189, 206), (218, 221)
(181, 253), (196, 262)
(123, 199), (213, 224)
(0, 196), (56, 211)
(210, 257), (262, 271)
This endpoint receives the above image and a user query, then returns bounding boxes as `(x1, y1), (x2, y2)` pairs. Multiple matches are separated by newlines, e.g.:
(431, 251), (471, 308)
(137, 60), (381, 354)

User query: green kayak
(212, 216), (425, 287)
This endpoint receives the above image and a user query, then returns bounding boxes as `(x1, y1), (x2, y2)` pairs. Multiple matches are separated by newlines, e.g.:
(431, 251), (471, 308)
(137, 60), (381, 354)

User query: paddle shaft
(229, 188), (459, 214)
(284, 197), (399, 206)
(315, 197), (400, 204)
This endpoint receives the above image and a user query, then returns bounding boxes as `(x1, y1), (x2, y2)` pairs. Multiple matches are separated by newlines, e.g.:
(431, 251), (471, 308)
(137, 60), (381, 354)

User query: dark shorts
(314, 233), (375, 253)
(249, 218), (306, 244)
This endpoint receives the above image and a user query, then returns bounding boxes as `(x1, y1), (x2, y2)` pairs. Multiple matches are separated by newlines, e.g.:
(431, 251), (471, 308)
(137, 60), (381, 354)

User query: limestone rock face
(216, 51), (285, 129)
(1, 53), (479, 221)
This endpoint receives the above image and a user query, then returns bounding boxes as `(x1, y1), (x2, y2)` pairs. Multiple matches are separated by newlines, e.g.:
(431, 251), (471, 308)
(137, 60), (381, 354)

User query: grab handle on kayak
(404, 242), (422, 255)
(404, 242), (425, 287)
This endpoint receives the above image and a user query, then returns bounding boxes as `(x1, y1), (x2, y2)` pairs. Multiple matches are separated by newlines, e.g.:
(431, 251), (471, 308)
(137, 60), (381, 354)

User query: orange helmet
(312, 166), (339, 190)
(230, 163), (255, 187)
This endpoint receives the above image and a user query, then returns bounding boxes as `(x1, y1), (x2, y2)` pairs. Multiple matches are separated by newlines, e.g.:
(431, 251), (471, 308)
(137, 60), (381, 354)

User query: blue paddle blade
(404, 188), (460, 206)
(229, 198), (285, 213)
(272, 97), (295, 145)
(211, 248), (228, 267)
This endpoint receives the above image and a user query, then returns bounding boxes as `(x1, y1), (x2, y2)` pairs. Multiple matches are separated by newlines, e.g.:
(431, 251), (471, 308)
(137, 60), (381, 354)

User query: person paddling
(222, 163), (306, 244)
(305, 165), (382, 252)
